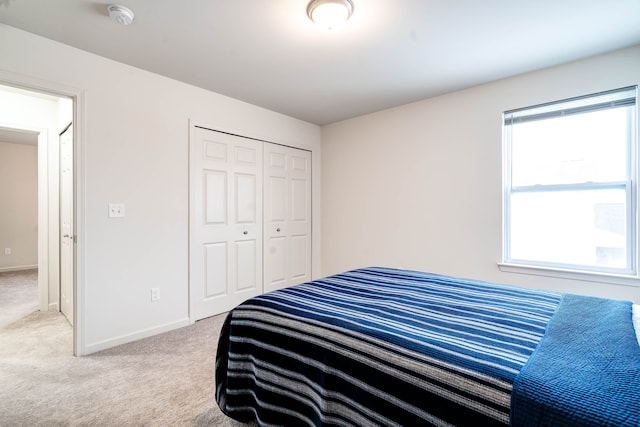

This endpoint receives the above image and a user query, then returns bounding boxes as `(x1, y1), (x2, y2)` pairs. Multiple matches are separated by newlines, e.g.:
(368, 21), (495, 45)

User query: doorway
(0, 83), (75, 348)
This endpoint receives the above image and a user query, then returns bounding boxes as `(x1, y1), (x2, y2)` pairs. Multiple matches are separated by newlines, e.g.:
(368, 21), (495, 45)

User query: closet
(189, 125), (312, 321)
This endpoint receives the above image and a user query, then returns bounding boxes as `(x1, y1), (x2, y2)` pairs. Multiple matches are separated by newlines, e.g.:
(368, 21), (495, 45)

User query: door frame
(0, 70), (86, 356)
(59, 122), (74, 326)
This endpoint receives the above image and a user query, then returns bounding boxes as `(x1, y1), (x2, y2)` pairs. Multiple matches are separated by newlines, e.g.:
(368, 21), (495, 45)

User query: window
(502, 86), (637, 276)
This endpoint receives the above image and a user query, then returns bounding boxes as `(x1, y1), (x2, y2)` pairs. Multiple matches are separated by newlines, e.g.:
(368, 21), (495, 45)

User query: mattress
(215, 267), (565, 426)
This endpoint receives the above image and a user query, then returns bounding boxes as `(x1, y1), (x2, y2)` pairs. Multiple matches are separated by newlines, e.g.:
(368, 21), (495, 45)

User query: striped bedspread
(215, 267), (562, 426)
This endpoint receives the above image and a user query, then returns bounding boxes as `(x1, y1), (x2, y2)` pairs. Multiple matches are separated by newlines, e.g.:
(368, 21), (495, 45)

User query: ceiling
(1, 0), (639, 125)
(0, 127), (38, 146)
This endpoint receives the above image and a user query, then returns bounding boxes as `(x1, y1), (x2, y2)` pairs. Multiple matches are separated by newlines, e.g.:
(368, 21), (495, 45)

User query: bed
(215, 267), (640, 426)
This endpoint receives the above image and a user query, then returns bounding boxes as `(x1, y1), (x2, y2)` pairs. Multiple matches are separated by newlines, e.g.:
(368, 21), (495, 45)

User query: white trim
(73, 90), (86, 356)
(37, 129), (49, 313)
(0, 264), (38, 273)
(83, 318), (190, 355)
(498, 262), (640, 287)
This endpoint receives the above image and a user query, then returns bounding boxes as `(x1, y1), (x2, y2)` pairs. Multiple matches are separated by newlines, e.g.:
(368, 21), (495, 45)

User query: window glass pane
(509, 189), (627, 269)
(511, 107), (629, 187)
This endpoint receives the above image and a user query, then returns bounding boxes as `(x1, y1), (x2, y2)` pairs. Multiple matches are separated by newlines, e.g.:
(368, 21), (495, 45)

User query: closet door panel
(269, 176), (287, 221)
(264, 143), (312, 293)
(235, 173), (257, 223)
(236, 240), (258, 291)
(190, 126), (263, 321)
(205, 171), (227, 224)
(291, 179), (308, 221)
(288, 150), (312, 286)
(291, 235), (309, 281)
(204, 243), (227, 298)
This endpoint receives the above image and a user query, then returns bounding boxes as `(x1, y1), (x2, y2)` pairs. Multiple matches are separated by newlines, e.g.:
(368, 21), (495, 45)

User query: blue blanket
(511, 293), (640, 427)
(216, 267), (562, 426)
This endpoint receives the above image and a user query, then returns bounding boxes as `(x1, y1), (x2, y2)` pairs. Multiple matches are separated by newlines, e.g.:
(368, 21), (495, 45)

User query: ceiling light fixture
(107, 4), (135, 25)
(307, 0), (354, 30)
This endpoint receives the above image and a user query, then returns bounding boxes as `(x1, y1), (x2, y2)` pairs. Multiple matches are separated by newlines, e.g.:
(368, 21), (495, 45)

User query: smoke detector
(107, 4), (134, 25)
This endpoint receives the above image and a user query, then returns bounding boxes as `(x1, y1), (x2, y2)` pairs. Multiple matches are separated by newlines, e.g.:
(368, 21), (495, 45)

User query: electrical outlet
(4, 248), (11, 255)
(108, 203), (126, 218)
(151, 288), (160, 302)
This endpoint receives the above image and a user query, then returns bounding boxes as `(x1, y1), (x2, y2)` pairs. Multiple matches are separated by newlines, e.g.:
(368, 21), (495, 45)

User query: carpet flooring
(0, 270), (250, 426)
(0, 268), (38, 329)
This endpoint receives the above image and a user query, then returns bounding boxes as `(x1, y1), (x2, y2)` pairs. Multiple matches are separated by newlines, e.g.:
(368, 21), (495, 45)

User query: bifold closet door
(190, 126), (263, 321)
(264, 143), (312, 293)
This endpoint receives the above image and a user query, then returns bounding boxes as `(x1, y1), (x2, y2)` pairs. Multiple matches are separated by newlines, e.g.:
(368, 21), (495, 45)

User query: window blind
(504, 86), (636, 125)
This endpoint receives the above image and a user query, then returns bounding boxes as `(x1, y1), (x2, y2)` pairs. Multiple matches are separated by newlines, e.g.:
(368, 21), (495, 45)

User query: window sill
(497, 262), (640, 288)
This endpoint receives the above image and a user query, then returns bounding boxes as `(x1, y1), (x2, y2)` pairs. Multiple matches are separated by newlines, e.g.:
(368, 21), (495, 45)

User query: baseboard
(0, 264), (38, 273)
(83, 317), (190, 355)
(48, 302), (59, 311)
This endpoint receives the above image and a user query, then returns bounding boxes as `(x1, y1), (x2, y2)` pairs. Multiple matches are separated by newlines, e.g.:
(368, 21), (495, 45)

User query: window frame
(501, 86), (639, 281)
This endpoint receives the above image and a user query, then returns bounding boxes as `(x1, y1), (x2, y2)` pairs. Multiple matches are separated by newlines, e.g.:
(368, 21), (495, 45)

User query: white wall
(0, 141), (38, 270)
(322, 45), (640, 303)
(0, 24), (321, 354)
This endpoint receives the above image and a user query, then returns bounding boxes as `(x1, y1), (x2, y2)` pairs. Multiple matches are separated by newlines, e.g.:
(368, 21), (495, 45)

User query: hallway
(0, 268), (73, 364)
(0, 269), (40, 328)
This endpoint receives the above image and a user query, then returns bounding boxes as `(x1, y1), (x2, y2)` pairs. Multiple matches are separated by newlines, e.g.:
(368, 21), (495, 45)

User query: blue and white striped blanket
(216, 267), (564, 426)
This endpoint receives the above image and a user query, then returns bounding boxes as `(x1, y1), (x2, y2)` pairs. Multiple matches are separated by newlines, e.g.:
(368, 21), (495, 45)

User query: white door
(59, 123), (73, 325)
(190, 126), (263, 321)
(264, 144), (312, 293)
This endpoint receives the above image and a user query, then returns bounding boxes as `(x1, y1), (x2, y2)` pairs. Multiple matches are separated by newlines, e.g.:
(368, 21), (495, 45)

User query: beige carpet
(0, 268), (39, 328)
(0, 270), (251, 426)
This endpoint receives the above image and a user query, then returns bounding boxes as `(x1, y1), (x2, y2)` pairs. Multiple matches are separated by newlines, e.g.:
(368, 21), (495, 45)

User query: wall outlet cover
(108, 203), (126, 218)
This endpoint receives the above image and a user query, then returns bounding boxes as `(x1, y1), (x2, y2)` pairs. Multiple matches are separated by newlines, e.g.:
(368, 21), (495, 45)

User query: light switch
(108, 203), (126, 218)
